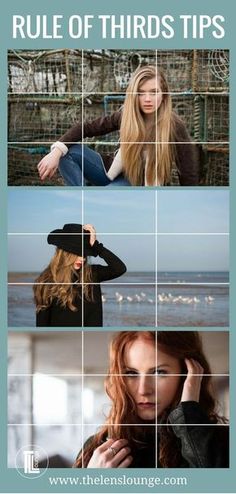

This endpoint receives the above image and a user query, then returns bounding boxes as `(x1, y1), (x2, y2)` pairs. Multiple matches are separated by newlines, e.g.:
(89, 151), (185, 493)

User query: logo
(23, 450), (40, 474)
(15, 444), (49, 479)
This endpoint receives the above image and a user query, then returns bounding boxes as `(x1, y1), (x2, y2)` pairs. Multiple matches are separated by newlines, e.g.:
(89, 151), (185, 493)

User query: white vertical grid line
(155, 192), (158, 328)
(155, 49), (158, 330)
(81, 48), (85, 328)
(82, 49), (84, 187)
(81, 189), (85, 466)
(155, 330), (158, 468)
(81, 330), (84, 468)
(81, 49), (85, 468)
(155, 50), (158, 469)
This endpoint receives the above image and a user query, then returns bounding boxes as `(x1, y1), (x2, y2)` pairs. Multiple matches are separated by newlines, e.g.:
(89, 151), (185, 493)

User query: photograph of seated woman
(75, 331), (228, 468)
(33, 223), (126, 327)
(38, 65), (198, 186)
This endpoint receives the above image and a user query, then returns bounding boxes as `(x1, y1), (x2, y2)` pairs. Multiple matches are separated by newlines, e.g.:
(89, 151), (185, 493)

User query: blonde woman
(33, 223), (126, 327)
(38, 65), (198, 186)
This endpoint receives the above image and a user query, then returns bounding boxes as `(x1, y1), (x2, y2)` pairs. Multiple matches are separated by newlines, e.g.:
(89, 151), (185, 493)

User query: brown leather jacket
(59, 111), (199, 185)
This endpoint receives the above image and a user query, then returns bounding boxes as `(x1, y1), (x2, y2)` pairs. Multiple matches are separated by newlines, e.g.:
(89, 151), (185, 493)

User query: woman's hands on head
(37, 148), (63, 181)
(83, 224), (97, 246)
(87, 438), (132, 468)
(181, 358), (204, 403)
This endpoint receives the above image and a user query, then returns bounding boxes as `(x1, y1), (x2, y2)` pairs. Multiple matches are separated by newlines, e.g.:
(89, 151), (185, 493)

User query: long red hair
(74, 331), (226, 467)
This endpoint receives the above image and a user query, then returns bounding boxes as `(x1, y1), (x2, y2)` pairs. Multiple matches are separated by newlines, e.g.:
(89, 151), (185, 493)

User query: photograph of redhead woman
(76, 331), (229, 468)
(8, 330), (229, 468)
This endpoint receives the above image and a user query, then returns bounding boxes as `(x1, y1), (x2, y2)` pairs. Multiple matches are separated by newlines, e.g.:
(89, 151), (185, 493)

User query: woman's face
(124, 337), (182, 420)
(73, 256), (85, 270)
(138, 77), (163, 116)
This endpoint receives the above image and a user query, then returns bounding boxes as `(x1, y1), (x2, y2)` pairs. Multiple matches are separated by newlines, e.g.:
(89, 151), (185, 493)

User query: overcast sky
(8, 189), (229, 272)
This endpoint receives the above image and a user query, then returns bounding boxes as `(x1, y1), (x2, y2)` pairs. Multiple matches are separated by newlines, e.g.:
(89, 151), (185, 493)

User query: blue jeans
(58, 144), (130, 186)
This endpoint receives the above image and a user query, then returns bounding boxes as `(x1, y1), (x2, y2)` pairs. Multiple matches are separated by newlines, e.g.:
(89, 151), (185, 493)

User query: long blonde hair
(33, 248), (94, 312)
(120, 65), (177, 185)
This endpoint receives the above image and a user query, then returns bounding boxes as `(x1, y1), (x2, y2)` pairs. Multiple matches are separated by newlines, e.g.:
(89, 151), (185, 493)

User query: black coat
(76, 402), (229, 468)
(59, 111), (199, 186)
(36, 241), (126, 327)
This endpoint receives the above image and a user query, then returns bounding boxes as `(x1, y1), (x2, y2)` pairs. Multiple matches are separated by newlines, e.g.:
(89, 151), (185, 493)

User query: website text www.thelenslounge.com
(48, 473), (188, 488)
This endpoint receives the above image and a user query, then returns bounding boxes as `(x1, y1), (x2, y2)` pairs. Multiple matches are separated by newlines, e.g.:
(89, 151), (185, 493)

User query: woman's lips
(138, 402), (156, 408)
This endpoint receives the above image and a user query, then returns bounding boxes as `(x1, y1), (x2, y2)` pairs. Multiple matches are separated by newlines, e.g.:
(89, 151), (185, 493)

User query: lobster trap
(8, 49), (229, 185)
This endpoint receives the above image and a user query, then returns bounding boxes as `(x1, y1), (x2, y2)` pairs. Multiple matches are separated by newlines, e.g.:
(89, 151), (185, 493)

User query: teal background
(0, 0), (234, 492)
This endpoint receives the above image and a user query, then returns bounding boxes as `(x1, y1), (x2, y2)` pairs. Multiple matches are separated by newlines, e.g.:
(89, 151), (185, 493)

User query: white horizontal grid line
(8, 282), (229, 286)
(8, 91), (230, 96)
(8, 423), (230, 427)
(8, 141), (229, 145)
(7, 232), (229, 236)
(8, 373), (229, 377)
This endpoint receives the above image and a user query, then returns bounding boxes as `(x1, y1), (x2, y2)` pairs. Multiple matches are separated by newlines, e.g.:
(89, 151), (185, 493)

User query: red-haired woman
(74, 331), (229, 468)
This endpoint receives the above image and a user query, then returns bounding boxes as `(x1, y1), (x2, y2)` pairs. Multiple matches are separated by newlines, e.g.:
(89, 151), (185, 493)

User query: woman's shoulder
(171, 112), (190, 141)
(172, 112), (186, 130)
(110, 109), (122, 125)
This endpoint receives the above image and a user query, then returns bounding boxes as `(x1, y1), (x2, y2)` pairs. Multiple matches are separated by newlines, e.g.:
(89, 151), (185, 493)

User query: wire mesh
(8, 49), (82, 94)
(8, 96), (82, 142)
(8, 145), (63, 185)
(8, 49), (229, 186)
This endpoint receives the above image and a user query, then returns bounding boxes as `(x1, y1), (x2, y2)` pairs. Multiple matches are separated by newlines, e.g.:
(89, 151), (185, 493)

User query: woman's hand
(83, 224), (96, 246)
(37, 148), (62, 181)
(87, 438), (132, 468)
(181, 358), (204, 403)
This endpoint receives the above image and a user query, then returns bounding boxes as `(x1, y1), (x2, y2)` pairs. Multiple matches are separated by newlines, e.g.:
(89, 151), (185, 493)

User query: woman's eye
(124, 370), (138, 377)
(155, 369), (167, 376)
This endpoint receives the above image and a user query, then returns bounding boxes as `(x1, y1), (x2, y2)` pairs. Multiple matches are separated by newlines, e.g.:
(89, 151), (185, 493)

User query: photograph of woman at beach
(37, 65), (198, 186)
(33, 223), (126, 327)
(75, 331), (229, 468)
(8, 188), (229, 328)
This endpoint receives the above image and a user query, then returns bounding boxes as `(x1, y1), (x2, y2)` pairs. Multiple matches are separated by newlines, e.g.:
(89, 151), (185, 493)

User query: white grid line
(155, 193), (158, 328)
(8, 141), (229, 145)
(155, 48), (158, 466)
(155, 46), (158, 334)
(8, 282), (229, 286)
(8, 92), (229, 96)
(81, 49), (85, 468)
(8, 373), (229, 377)
(7, 232), (230, 235)
(81, 330), (84, 468)
(8, 423), (229, 427)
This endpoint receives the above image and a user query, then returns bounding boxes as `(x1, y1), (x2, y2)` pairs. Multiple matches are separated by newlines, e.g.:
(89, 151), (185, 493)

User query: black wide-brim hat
(47, 223), (94, 256)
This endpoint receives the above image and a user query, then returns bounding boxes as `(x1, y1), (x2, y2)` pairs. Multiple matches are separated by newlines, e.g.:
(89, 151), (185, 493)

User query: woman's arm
(38, 111), (121, 181)
(174, 119), (199, 185)
(83, 224), (126, 282)
(59, 110), (121, 144)
(168, 401), (229, 468)
(91, 241), (127, 282)
(168, 359), (229, 467)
